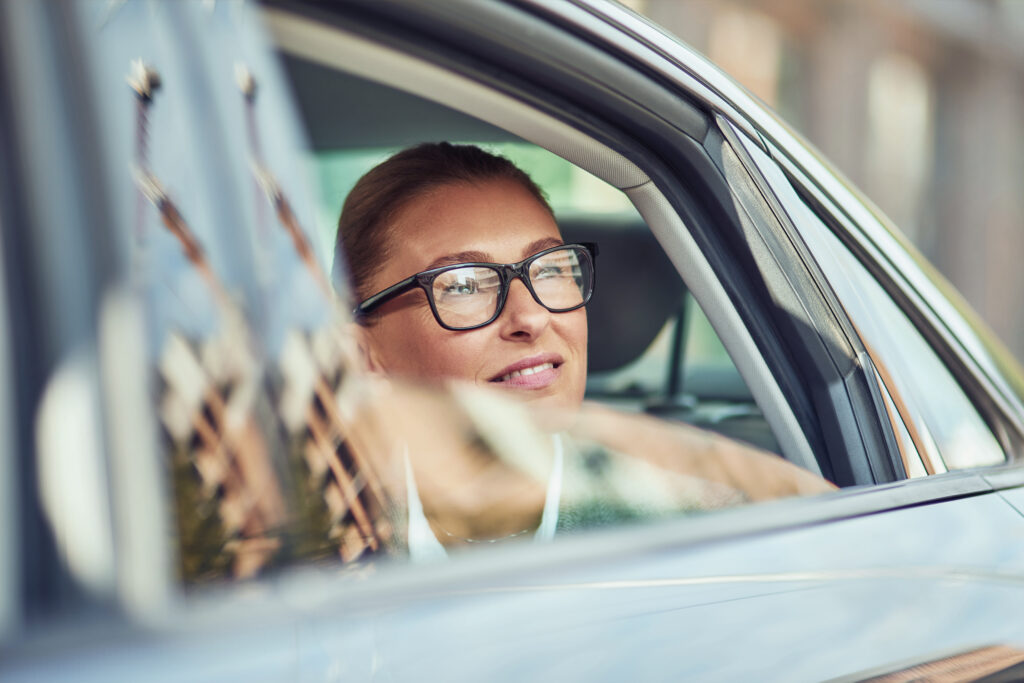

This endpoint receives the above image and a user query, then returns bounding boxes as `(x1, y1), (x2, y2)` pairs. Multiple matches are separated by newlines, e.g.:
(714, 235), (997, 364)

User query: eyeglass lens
(430, 247), (591, 328)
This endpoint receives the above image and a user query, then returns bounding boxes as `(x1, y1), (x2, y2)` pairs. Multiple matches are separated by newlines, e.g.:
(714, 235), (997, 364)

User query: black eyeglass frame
(354, 242), (598, 331)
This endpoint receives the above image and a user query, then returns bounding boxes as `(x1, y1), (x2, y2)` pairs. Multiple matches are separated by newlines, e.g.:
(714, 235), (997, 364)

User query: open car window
(280, 36), (834, 563)
(269, 4), (837, 472)
(293, 58), (784, 460)
(28, 0), (839, 606)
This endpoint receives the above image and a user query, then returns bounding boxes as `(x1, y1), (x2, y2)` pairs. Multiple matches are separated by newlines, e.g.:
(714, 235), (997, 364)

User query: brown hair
(333, 142), (553, 301)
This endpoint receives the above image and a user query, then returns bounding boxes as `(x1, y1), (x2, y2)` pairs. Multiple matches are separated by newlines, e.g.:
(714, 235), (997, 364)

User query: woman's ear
(347, 321), (385, 374)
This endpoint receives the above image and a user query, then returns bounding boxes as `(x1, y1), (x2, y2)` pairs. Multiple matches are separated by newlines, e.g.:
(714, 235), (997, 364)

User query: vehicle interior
(273, 17), (790, 459)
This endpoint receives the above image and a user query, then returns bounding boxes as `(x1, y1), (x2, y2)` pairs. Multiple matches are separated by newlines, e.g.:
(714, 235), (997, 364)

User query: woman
(335, 143), (833, 555)
(337, 142), (587, 426)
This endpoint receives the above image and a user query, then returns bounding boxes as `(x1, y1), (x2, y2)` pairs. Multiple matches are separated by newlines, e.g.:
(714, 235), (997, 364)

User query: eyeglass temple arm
(354, 275), (421, 318)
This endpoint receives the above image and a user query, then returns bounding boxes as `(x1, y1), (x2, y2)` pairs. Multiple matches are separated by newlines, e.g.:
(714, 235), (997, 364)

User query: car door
(6, 0), (1024, 681)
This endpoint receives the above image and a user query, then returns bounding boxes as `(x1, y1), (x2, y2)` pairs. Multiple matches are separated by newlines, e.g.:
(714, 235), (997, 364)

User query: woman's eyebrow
(424, 250), (490, 269)
(424, 238), (565, 270)
(522, 237), (564, 257)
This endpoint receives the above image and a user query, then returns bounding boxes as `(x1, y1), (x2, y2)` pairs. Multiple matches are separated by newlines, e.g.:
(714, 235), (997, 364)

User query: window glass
(781, 181), (1006, 471)
(875, 372), (930, 478)
(84, 0), (373, 588)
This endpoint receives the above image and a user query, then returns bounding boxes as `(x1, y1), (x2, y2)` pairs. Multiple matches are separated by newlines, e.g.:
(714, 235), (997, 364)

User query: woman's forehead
(421, 236), (564, 270)
(386, 178), (562, 269)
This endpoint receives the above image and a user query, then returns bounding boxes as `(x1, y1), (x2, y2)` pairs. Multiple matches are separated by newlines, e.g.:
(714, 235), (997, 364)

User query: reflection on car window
(785, 186), (1006, 472)
(86, 0), (405, 586)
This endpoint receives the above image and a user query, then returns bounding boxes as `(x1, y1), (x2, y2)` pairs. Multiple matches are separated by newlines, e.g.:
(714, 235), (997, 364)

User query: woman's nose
(497, 278), (550, 340)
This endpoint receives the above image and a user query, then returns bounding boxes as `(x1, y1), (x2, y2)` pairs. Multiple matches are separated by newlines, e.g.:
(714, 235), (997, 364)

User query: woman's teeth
(498, 362), (554, 382)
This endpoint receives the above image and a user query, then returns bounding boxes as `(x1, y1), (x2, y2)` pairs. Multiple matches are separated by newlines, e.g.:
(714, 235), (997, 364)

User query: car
(3, 0), (1024, 680)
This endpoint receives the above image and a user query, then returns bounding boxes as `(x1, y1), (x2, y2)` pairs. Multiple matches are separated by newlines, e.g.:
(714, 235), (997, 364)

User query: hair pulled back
(334, 142), (553, 301)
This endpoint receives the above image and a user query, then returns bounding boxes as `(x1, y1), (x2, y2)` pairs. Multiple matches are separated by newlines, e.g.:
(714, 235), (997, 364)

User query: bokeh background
(624, 0), (1024, 365)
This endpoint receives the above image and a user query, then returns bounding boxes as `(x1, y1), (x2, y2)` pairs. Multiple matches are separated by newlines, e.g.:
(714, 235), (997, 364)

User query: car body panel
(6, 489), (1024, 681)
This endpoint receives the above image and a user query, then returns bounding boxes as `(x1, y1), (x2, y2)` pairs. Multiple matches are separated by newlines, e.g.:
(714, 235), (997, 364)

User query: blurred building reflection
(629, 0), (1024, 364)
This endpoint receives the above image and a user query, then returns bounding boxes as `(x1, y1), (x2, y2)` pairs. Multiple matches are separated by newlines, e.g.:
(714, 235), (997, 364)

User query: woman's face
(358, 178), (588, 417)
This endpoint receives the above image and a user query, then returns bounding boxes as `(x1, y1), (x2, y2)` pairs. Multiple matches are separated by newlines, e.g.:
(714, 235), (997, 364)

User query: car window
(305, 74), (777, 456)
(745, 141), (1007, 472)
(260, 24), (844, 544)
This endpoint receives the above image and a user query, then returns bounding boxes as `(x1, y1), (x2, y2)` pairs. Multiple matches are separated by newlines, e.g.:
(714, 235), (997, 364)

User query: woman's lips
(489, 355), (563, 390)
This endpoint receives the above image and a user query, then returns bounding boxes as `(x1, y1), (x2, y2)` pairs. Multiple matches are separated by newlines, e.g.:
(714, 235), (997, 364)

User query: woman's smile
(488, 353), (563, 389)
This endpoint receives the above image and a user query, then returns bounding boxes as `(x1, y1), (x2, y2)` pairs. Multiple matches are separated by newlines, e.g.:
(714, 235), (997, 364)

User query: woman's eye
(443, 280), (479, 296)
(535, 265), (564, 279)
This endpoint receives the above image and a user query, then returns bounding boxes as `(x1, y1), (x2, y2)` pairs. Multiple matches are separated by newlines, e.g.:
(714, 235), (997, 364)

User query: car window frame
(706, 117), (903, 485)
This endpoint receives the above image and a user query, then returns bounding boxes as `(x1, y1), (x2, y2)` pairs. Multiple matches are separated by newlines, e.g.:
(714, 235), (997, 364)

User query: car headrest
(560, 217), (686, 373)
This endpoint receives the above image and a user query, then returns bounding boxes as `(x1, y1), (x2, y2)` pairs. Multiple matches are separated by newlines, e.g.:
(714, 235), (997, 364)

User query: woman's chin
(512, 390), (581, 433)
(436, 375), (583, 432)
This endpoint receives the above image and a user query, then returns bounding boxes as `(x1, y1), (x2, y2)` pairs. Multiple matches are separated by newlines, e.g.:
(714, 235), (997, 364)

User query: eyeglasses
(354, 243), (597, 331)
